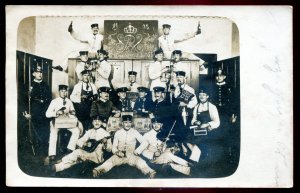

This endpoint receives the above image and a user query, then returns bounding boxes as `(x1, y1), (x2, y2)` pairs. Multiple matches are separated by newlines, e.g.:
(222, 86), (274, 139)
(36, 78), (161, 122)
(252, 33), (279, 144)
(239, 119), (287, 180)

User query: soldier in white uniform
(92, 115), (156, 178)
(127, 71), (141, 93)
(45, 116), (112, 175)
(94, 49), (111, 89)
(70, 69), (98, 131)
(149, 48), (169, 93)
(68, 22), (103, 58)
(45, 85), (83, 162)
(158, 24), (201, 59)
(135, 118), (191, 175)
(75, 51), (93, 81)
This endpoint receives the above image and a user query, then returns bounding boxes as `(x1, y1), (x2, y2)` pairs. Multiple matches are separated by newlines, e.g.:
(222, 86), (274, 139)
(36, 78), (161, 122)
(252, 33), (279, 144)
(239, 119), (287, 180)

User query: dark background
(2, 0), (298, 193)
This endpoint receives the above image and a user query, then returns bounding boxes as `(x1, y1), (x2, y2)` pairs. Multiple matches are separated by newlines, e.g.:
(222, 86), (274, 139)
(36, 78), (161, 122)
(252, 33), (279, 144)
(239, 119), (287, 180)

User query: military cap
(172, 50), (182, 56)
(80, 69), (90, 75)
(199, 86), (210, 95)
(122, 115), (133, 122)
(128, 71), (137, 76)
(154, 48), (164, 56)
(162, 24), (171, 28)
(97, 49), (109, 56)
(98, 86), (111, 93)
(79, 51), (89, 56)
(116, 87), (128, 93)
(175, 71), (186, 77)
(217, 68), (226, 76)
(153, 86), (165, 92)
(91, 23), (99, 28)
(58, 84), (68, 91)
(92, 115), (107, 122)
(32, 64), (43, 72)
(137, 86), (149, 92)
(151, 117), (163, 124)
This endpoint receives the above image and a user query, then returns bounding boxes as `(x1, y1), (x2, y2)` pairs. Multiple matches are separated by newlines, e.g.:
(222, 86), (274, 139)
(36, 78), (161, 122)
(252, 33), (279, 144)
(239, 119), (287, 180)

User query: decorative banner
(104, 20), (159, 59)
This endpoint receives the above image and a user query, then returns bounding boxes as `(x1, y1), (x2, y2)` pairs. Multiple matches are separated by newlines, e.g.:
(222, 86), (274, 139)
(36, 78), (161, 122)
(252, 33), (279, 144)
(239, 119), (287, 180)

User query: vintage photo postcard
(6, 5), (293, 187)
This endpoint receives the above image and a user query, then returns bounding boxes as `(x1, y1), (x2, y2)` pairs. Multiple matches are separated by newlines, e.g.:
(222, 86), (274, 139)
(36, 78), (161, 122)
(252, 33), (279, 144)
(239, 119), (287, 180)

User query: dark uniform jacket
(114, 98), (133, 112)
(90, 99), (118, 120)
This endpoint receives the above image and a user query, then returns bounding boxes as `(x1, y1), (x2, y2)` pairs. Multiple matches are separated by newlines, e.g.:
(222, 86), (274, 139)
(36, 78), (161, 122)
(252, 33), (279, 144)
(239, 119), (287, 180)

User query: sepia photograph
(6, 6), (292, 187)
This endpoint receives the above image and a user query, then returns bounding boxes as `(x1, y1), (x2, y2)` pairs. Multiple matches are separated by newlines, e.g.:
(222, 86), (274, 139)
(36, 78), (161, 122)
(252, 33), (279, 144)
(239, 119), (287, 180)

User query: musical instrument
(55, 115), (78, 128)
(190, 125), (207, 136)
(82, 136), (113, 153)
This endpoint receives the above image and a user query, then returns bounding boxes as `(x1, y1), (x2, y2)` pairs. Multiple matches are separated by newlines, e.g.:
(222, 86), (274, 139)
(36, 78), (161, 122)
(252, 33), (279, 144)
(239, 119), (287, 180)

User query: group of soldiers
(22, 22), (237, 178)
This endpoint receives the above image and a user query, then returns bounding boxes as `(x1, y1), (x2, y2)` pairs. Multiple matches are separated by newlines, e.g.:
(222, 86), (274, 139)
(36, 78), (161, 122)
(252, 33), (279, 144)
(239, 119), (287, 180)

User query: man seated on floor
(134, 117), (191, 176)
(45, 115), (112, 175)
(92, 115), (156, 178)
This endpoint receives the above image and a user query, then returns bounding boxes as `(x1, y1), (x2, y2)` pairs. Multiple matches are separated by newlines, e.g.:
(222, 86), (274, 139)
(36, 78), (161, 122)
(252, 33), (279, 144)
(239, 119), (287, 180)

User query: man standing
(23, 63), (52, 156)
(158, 24), (201, 59)
(149, 48), (169, 92)
(127, 71), (141, 93)
(95, 49), (111, 89)
(46, 85), (83, 162)
(92, 115), (156, 178)
(75, 51), (93, 81)
(70, 69), (98, 131)
(68, 22), (103, 58)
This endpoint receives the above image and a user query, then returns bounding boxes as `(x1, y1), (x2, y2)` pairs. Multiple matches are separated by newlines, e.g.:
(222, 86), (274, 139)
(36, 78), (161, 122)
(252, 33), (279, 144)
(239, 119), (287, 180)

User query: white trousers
(48, 122), (81, 156)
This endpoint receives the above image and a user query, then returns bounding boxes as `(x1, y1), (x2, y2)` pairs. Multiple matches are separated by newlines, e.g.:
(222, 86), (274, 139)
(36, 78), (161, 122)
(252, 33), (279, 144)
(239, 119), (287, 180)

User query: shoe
(92, 169), (105, 178)
(44, 155), (56, 166)
(148, 171), (156, 179)
(44, 164), (56, 176)
(52, 65), (63, 71)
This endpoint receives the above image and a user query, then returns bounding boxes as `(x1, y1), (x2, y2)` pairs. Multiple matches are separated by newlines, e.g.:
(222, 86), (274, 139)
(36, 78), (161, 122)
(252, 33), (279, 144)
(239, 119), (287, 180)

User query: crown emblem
(124, 22), (137, 34)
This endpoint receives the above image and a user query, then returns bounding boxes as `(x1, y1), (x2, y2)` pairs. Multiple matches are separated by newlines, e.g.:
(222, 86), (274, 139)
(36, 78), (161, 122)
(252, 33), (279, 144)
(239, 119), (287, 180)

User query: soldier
(45, 85), (83, 162)
(191, 86), (220, 162)
(92, 115), (156, 178)
(114, 87), (133, 112)
(135, 118), (191, 176)
(158, 24), (201, 59)
(22, 63), (52, 156)
(95, 49), (111, 89)
(68, 22), (103, 58)
(127, 71), (141, 93)
(149, 48), (169, 92)
(211, 68), (237, 123)
(133, 86), (153, 117)
(70, 69), (98, 131)
(45, 115), (112, 175)
(90, 86), (120, 120)
(75, 51), (93, 81)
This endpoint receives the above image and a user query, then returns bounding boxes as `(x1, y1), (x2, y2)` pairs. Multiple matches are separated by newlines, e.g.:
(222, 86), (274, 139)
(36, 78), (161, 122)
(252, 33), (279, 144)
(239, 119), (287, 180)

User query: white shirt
(135, 129), (163, 155)
(112, 128), (143, 154)
(127, 82), (141, 93)
(46, 97), (75, 118)
(75, 61), (93, 80)
(191, 102), (220, 129)
(95, 60), (111, 88)
(76, 127), (110, 148)
(174, 84), (198, 109)
(158, 33), (196, 59)
(71, 32), (103, 54)
(149, 61), (169, 91)
(70, 81), (97, 103)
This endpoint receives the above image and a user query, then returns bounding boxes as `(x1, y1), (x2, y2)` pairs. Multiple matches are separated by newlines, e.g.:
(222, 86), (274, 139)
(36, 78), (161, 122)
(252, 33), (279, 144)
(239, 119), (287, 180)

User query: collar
(216, 81), (226, 86)
(33, 79), (42, 83)
(100, 98), (107, 103)
(199, 101), (208, 105)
